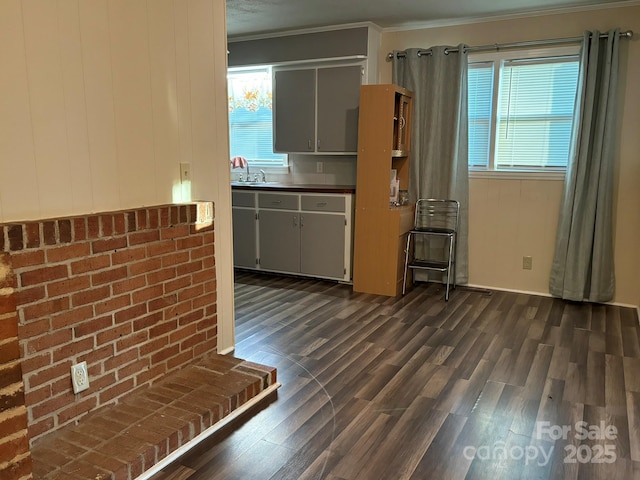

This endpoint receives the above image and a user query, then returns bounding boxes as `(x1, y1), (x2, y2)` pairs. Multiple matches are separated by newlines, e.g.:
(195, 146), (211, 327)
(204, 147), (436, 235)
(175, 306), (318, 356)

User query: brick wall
(0, 253), (33, 480)
(0, 203), (217, 452)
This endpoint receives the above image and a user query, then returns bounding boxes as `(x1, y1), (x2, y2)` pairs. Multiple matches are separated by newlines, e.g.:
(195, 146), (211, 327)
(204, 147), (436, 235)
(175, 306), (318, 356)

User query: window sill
(469, 169), (566, 181)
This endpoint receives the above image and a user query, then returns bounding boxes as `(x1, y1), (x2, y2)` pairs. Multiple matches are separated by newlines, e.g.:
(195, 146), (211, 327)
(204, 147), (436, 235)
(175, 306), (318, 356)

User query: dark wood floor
(151, 272), (640, 480)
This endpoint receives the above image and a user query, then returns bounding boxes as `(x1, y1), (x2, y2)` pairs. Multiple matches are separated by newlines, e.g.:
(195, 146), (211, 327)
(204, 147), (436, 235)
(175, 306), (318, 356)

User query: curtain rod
(388, 30), (633, 59)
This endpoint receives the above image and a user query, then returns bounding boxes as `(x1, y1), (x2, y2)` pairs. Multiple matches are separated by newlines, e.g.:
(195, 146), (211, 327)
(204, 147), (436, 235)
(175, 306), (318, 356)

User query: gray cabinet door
(259, 210), (301, 273)
(300, 213), (345, 278)
(273, 69), (315, 152)
(317, 66), (362, 153)
(232, 208), (257, 268)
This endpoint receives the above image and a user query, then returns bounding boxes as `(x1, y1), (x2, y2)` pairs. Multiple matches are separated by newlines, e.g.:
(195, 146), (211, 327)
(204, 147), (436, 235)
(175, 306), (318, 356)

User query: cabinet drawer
(301, 195), (346, 213)
(258, 193), (299, 210)
(232, 191), (255, 207)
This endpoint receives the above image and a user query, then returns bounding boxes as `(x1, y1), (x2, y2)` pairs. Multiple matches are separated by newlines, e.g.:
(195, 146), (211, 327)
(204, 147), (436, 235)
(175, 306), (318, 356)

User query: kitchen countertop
(231, 182), (356, 194)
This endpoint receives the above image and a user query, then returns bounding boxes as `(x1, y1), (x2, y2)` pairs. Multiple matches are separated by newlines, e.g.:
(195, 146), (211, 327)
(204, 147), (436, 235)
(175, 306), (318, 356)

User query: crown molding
(382, 0), (640, 33)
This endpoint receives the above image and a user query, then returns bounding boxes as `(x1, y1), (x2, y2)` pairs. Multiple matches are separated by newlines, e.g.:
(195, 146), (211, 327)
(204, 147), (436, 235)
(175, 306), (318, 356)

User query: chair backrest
(414, 199), (460, 232)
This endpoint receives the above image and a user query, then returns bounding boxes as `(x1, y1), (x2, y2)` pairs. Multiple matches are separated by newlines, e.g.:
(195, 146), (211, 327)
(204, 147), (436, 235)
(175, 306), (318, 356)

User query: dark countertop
(231, 182), (356, 194)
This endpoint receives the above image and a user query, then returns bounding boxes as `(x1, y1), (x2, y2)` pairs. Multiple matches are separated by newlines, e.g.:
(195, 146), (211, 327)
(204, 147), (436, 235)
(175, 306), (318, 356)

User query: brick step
(30, 354), (278, 480)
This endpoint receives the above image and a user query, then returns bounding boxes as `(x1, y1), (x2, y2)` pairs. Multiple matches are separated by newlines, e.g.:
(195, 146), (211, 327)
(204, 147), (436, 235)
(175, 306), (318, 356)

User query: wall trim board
(228, 26), (369, 67)
(381, 0), (640, 34)
(465, 282), (640, 310)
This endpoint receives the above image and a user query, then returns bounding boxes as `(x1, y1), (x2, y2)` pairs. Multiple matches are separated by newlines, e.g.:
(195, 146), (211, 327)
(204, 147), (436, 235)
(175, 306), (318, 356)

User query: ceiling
(226, 0), (633, 38)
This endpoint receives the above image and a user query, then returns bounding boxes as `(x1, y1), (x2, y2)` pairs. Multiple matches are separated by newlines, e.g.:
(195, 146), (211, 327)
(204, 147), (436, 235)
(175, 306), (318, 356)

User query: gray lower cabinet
(259, 210), (345, 278)
(232, 190), (353, 281)
(259, 210), (301, 273)
(300, 212), (345, 278)
(232, 207), (257, 268)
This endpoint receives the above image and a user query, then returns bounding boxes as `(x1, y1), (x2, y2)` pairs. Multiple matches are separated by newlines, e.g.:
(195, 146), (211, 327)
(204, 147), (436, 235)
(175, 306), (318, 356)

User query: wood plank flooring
(150, 272), (640, 480)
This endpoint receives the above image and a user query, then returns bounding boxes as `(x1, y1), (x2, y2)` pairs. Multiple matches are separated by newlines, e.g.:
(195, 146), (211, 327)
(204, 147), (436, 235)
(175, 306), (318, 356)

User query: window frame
(227, 65), (289, 170)
(468, 45), (581, 179)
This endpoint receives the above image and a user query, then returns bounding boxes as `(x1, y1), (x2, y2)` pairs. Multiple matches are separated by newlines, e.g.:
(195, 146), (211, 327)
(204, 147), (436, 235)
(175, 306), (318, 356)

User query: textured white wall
(0, 0), (235, 349)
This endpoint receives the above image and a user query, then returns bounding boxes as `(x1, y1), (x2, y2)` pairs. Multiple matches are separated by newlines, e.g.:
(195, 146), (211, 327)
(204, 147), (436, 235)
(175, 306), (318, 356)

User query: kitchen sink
(231, 181), (278, 186)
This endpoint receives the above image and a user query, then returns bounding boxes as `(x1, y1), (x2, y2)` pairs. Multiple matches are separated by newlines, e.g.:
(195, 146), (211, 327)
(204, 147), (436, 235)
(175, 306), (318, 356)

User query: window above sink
(228, 66), (288, 168)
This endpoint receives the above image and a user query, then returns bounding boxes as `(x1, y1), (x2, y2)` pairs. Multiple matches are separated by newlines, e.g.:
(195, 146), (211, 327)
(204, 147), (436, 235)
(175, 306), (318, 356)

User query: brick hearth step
(30, 354), (278, 480)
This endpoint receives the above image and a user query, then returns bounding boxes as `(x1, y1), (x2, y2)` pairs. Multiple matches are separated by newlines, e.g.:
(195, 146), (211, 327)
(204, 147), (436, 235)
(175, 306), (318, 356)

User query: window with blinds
(468, 62), (494, 169)
(228, 66), (287, 167)
(468, 47), (581, 172)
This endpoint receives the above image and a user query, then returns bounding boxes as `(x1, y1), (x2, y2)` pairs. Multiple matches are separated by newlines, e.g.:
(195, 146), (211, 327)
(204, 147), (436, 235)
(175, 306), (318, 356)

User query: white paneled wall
(0, 0), (230, 221)
(78, 0), (121, 213)
(0, 0), (235, 350)
(0, 1), (38, 221)
(468, 178), (564, 294)
(148, 0), (182, 202)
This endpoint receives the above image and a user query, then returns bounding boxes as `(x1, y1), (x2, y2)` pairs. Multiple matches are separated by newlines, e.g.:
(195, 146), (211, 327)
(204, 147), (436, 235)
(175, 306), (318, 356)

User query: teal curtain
(392, 46), (469, 284)
(550, 30), (621, 302)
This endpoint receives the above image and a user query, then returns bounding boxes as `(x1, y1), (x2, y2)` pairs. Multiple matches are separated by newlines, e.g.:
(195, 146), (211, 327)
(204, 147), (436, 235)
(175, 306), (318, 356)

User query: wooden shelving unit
(353, 84), (414, 296)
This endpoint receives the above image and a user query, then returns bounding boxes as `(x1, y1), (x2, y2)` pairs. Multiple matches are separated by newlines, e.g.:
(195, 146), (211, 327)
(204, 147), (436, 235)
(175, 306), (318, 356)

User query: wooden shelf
(353, 84), (414, 297)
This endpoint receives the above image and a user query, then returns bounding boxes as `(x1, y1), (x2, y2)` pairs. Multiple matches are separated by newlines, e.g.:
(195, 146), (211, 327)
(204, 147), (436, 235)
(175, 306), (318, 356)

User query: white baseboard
(218, 346), (235, 355)
(464, 282), (553, 298)
(464, 282), (639, 311)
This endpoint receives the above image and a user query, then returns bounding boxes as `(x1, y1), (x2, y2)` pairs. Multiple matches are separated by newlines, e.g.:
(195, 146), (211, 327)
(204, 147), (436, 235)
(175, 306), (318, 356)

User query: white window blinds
(228, 67), (287, 167)
(468, 48), (581, 172)
(495, 57), (579, 170)
(468, 62), (494, 169)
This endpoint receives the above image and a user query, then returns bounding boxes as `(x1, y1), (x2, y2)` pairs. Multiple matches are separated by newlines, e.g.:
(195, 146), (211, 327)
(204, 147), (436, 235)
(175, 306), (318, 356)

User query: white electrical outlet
(316, 161), (324, 173)
(71, 361), (90, 394)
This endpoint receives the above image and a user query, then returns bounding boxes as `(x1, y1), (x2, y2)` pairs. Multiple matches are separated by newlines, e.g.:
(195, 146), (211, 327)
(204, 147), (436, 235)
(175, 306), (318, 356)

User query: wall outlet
(71, 361), (90, 394)
(316, 161), (324, 173)
(522, 256), (533, 270)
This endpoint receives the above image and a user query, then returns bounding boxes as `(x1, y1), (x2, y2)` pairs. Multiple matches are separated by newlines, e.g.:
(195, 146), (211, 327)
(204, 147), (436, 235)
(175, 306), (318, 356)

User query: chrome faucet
(259, 169), (266, 183)
(244, 164), (250, 182)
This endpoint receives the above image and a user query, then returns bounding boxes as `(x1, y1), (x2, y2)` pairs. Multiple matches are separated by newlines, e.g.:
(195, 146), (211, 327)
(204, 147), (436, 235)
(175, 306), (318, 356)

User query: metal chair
(402, 199), (460, 300)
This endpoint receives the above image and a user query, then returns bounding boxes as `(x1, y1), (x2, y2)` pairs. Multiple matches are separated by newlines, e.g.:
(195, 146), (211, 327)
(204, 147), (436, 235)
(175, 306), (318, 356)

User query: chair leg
(402, 233), (412, 295)
(452, 233), (457, 289)
(445, 234), (454, 301)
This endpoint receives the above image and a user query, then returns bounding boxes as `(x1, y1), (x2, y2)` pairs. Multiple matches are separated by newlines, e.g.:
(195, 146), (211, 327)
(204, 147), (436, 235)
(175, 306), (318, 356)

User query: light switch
(180, 163), (191, 183)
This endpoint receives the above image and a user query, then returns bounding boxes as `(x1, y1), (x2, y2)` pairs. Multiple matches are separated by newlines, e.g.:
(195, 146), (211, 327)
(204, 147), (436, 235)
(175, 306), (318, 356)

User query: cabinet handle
(293, 215), (297, 227)
(308, 139), (312, 150)
(300, 215), (304, 227)
(317, 139), (321, 150)
(271, 200), (282, 205)
(316, 202), (327, 207)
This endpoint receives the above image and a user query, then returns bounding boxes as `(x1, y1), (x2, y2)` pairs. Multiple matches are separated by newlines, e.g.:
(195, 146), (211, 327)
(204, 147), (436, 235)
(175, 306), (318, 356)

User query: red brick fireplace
(0, 203), (218, 478)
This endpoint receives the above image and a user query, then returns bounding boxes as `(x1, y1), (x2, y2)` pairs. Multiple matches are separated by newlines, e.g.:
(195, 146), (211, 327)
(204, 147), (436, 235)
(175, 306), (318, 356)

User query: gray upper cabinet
(273, 65), (362, 154)
(317, 66), (361, 153)
(273, 69), (316, 152)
